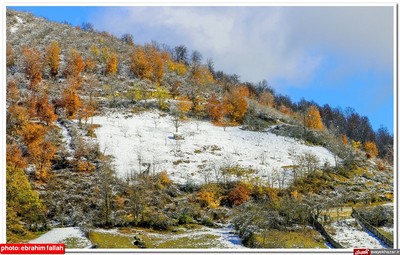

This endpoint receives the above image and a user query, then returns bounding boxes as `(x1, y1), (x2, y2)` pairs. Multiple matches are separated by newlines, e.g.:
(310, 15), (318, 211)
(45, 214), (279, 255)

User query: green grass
(89, 231), (138, 249)
(8, 230), (48, 243)
(156, 234), (220, 248)
(254, 229), (327, 248)
(88, 225), (224, 249)
(63, 237), (89, 248)
(377, 228), (394, 242)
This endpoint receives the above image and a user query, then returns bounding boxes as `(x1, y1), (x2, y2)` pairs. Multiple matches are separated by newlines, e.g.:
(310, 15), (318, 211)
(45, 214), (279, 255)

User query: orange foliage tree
(130, 47), (152, 81)
(190, 65), (214, 86)
(130, 45), (164, 84)
(365, 141), (378, 158)
(340, 134), (348, 145)
(258, 91), (274, 107)
(6, 143), (27, 170)
(20, 122), (56, 181)
(45, 41), (60, 78)
(7, 80), (19, 103)
(228, 182), (251, 206)
(62, 88), (83, 119)
(226, 87), (248, 123)
(34, 94), (57, 125)
(7, 104), (30, 134)
(6, 43), (15, 67)
(21, 47), (43, 90)
(206, 93), (229, 123)
(145, 45), (164, 84)
(64, 49), (85, 84)
(305, 105), (324, 130)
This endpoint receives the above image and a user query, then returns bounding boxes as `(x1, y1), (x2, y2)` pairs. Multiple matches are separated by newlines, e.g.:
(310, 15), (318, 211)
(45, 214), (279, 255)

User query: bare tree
(120, 124), (129, 137)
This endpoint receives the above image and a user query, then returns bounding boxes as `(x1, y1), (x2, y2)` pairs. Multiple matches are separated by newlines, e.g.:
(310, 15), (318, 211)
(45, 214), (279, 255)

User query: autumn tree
(365, 141), (378, 158)
(105, 51), (118, 75)
(6, 143), (27, 170)
(154, 86), (170, 110)
(20, 122), (56, 181)
(197, 184), (222, 209)
(304, 105), (324, 130)
(7, 104), (30, 135)
(34, 94), (57, 125)
(340, 134), (348, 145)
(21, 47), (43, 89)
(62, 87), (83, 119)
(64, 49), (85, 85)
(206, 93), (229, 123)
(177, 97), (193, 118)
(7, 79), (19, 103)
(130, 47), (152, 80)
(83, 45), (99, 74)
(228, 182), (251, 206)
(146, 45), (164, 84)
(45, 41), (60, 78)
(167, 58), (187, 76)
(258, 91), (274, 107)
(6, 43), (15, 67)
(225, 87), (248, 123)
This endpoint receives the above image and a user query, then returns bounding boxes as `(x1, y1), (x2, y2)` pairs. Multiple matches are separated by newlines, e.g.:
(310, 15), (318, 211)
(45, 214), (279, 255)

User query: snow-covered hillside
(92, 110), (336, 184)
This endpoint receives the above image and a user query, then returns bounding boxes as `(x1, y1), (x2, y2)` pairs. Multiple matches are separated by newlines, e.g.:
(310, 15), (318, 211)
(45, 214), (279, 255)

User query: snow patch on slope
(92, 111), (336, 184)
(10, 16), (24, 33)
(29, 227), (91, 248)
(330, 219), (386, 249)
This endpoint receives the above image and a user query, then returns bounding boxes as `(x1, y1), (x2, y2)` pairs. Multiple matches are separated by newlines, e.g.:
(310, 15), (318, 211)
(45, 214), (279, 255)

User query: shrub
(228, 182), (251, 206)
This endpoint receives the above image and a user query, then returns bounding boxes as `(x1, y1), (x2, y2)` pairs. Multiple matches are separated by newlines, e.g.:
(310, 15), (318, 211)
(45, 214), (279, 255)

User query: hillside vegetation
(6, 9), (393, 248)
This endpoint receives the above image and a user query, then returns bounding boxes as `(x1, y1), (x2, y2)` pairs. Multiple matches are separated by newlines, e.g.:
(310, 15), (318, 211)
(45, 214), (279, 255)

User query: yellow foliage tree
(167, 59), (187, 76)
(305, 105), (324, 130)
(351, 140), (362, 150)
(46, 41), (60, 77)
(105, 51), (118, 75)
(365, 141), (378, 158)
(177, 96), (193, 118)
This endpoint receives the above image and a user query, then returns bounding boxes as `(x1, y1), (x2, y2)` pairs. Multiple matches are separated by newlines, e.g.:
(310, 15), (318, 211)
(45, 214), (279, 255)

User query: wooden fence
(310, 216), (343, 249)
(351, 209), (393, 248)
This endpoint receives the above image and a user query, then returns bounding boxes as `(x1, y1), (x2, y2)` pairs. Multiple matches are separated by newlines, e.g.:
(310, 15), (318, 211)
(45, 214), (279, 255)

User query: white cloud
(92, 6), (393, 87)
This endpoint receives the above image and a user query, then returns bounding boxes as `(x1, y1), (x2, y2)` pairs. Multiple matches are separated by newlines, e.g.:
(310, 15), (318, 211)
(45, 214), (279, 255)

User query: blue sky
(9, 6), (395, 134)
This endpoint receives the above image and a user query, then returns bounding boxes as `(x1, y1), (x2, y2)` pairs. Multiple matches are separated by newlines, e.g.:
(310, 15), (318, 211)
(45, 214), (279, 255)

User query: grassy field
(253, 229), (327, 248)
(88, 225), (237, 249)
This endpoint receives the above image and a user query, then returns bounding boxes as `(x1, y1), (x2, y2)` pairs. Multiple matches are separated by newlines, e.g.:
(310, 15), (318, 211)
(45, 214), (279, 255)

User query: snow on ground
(380, 226), (393, 235)
(29, 227), (92, 249)
(56, 121), (74, 156)
(10, 16), (23, 33)
(146, 225), (247, 249)
(330, 219), (386, 249)
(92, 110), (336, 184)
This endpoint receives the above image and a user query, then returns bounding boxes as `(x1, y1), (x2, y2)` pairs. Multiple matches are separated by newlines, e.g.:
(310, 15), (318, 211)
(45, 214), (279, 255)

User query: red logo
(354, 249), (370, 255)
